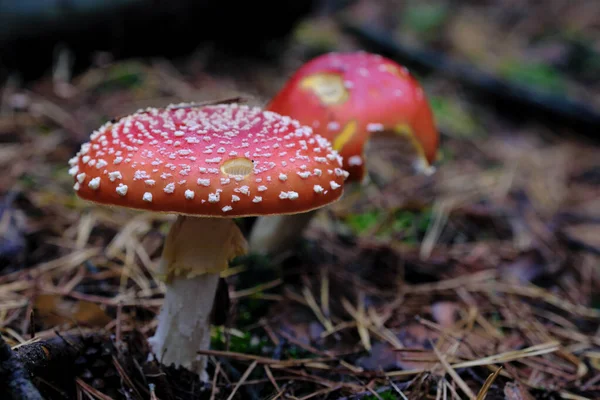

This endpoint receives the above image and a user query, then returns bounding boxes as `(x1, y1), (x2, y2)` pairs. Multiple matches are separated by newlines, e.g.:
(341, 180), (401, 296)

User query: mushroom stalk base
(148, 215), (247, 381)
(148, 273), (219, 381)
(248, 210), (318, 256)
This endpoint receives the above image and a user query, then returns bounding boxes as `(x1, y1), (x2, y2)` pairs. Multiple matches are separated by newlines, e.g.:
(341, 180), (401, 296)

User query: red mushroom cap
(68, 103), (348, 217)
(266, 51), (440, 182)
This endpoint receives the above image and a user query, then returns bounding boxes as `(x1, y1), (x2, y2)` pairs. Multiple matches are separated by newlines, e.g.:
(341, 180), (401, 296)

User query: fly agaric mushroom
(68, 103), (347, 380)
(249, 51), (439, 255)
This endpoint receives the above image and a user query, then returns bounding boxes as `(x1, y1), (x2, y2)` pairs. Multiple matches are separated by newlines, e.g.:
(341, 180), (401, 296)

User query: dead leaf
(34, 294), (112, 328)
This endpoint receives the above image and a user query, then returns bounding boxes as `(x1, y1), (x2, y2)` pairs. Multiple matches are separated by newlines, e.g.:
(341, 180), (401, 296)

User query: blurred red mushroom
(249, 51), (440, 255)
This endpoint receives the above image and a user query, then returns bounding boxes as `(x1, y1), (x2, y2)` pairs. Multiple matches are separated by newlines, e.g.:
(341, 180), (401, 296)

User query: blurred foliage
(85, 61), (147, 93)
(235, 295), (270, 326)
(429, 96), (480, 137)
(345, 208), (433, 243)
(211, 327), (269, 355)
(499, 61), (567, 94)
(365, 390), (400, 400)
(345, 209), (381, 233)
(293, 19), (340, 53)
(400, 2), (449, 42)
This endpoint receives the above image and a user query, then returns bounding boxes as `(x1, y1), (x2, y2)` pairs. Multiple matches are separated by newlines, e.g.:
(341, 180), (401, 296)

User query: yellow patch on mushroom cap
(394, 123), (435, 175)
(220, 157), (254, 177)
(333, 120), (357, 152)
(300, 73), (349, 106)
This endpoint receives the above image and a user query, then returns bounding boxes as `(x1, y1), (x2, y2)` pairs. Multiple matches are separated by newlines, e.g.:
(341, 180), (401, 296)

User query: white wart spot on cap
(88, 177), (101, 190)
(108, 171), (122, 182)
(116, 184), (128, 196)
(164, 183), (175, 193)
(348, 155), (363, 166)
(279, 191), (299, 200)
(367, 123), (384, 132)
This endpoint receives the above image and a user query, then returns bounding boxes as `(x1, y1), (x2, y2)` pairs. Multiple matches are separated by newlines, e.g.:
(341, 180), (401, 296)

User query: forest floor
(0, 1), (599, 399)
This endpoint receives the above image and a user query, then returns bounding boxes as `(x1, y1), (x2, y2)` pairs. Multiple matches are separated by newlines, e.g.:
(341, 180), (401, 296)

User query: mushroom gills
(148, 215), (247, 380)
(363, 129), (431, 187)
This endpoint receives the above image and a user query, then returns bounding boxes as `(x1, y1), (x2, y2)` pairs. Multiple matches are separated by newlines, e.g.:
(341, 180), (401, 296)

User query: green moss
(236, 296), (270, 326)
(211, 328), (269, 355)
(293, 20), (339, 52)
(401, 3), (448, 41)
(18, 173), (37, 189)
(283, 344), (314, 360)
(94, 62), (146, 93)
(499, 61), (566, 94)
(345, 210), (382, 234)
(344, 208), (433, 243)
(429, 96), (480, 138)
(365, 389), (401, 400)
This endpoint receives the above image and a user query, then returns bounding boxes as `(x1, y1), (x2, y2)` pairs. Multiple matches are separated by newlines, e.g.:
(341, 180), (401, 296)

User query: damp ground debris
(0, 1), (599, 399)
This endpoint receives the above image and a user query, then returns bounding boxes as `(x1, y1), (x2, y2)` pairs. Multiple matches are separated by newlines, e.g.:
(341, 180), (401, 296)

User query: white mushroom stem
(248, 210), (318, 256)
(148, 215), (247, 381)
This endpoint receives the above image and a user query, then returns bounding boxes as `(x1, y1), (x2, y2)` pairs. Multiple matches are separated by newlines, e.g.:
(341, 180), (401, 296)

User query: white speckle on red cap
(367, 123), (384, 132)
(313, 185), (324, 193)
(88, 177), (101, 190)
(279, 191), (299, 200)
(164, 183), (175, 193)
(208, 192), (220, 203)
(143, 192), (152, 202)
(96, 159), (108, 169)
(330, 181), (340, 190)
(348, 156), (363, 166)
(184, 190), (195, 199)
(116, 184), (128, 196)
(108, 171), (122, 181)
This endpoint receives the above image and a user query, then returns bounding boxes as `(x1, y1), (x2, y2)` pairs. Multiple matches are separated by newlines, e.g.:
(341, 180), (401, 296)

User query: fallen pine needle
(196, 348), (334, 367)
(430, 339), (477, 400)
(387, 341), (559, 377)
(476, 367), (503, 400)
(75, 378), (113, 400)
(226, 360), (257, 400)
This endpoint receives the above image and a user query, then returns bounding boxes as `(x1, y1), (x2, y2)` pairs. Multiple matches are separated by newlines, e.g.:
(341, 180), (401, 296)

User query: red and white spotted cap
(266, 51), (440, 182)
(68, 103), (349, 217)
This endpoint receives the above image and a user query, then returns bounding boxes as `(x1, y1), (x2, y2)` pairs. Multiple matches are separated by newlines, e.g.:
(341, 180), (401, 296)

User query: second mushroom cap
(266, 51), (440, 182)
